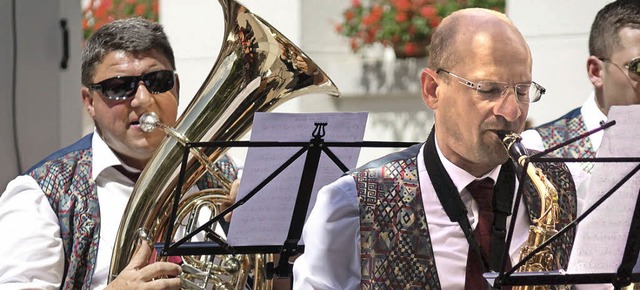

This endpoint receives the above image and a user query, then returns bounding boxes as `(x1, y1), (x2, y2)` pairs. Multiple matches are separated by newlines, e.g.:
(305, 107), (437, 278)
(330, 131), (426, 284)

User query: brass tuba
(499, 131), (560, 290)
(108, 0), (339, 288)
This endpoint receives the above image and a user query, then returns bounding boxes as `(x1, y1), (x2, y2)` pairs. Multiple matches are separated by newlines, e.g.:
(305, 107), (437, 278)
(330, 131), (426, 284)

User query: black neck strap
(423, 128), (515, 271)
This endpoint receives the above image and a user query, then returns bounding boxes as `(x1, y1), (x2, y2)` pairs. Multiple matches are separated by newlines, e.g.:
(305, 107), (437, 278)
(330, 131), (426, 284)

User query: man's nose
(130, 81), (152, 107)
(493, 87), (523, 122)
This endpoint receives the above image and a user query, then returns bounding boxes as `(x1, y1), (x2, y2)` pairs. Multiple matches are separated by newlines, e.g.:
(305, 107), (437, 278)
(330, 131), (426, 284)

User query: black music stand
(486, 120), (640, 289)
(154, 122), (417, 282)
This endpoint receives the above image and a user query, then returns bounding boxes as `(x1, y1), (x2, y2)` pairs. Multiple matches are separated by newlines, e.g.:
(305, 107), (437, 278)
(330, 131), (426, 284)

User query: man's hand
(221, 178), (241, 222)
(106, 242), (182, 290)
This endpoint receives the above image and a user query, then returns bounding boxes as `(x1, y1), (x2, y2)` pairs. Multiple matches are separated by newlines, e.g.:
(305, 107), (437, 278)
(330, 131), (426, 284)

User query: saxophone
(498, 131), (560, 290)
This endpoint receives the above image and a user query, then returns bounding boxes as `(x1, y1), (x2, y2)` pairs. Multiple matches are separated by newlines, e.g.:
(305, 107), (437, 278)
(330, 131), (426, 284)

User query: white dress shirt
(521, 92), (606, 217)
(0, 131), (230, 290)
(293, 141), (531, 290)
(0, 132), (136, 290)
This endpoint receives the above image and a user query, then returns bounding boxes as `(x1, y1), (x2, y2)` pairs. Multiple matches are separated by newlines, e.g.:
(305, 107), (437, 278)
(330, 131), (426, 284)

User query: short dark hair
(428, 16), (461, 73)
(589, 0), (640, 59)
(81, 18), (176, 86)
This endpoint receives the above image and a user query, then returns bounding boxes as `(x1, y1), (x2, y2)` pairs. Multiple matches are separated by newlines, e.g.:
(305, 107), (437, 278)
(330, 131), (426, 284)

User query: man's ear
(81, 87), (96, 118)
(420, 68), (440, 110)
(587, 55), (604, 89)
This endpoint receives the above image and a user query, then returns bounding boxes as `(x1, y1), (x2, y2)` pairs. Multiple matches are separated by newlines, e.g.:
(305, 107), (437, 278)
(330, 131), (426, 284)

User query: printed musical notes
(227, 112), (367, 246)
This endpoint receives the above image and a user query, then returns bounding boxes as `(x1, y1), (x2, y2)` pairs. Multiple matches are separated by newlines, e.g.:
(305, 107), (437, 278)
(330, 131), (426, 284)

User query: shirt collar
(434, 134), (501, 194)
(91, 130), (140, 180)
(580, 91), (607, 150)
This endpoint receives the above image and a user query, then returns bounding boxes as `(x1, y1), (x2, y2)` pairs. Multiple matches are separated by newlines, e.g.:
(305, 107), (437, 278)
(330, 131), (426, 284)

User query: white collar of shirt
(91, 130), (140, 180)
(580, 91), (607, 151)
(414, 134), (524, 289)
(433, 133), (502, 190)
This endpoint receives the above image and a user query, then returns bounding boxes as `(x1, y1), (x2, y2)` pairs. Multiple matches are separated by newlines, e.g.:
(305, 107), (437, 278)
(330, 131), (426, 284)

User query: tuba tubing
(108, 0), (339, 287)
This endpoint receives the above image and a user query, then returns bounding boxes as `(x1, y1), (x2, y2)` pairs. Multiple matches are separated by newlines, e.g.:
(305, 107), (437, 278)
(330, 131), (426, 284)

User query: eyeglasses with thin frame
(597, 57), (640, 82)
(436, 68), (545, 103)
(88, 70), (176, 101)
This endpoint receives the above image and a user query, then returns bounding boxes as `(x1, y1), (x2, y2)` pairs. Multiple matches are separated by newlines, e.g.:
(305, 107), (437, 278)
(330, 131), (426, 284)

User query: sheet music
(568, 105), (640, 274)
(227, 112), (368, 246)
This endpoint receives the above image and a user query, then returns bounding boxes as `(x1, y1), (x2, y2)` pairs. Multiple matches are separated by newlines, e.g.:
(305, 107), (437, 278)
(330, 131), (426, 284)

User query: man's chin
(486, 142), (510, 164)
(122, 138), (161, 159)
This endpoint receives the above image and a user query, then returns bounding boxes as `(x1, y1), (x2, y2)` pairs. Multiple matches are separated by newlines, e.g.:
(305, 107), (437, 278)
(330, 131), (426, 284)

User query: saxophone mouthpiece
(496, 130), (512, 141)
(497, 130), (528, 160)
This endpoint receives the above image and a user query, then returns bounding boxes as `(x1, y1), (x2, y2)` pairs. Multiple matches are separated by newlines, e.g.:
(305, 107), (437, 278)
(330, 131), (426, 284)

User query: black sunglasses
(88, 70), (176, 101)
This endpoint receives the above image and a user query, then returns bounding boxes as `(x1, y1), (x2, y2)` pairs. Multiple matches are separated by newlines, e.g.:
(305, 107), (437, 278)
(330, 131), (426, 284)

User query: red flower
(135, 3), (146, 16)
(404, 42), (418, 55)
(336, 0), (505, 54)
(82, 18), (90, 30)
(362, 12), (380, 26)
(94, 0), (110, 19)
(82, 0), (160, 42)
(419, 6), (437, 19)
(365, 28), (377, 43)
(391, 0), (411, 11)
(395, 12), (408, 22)
(350, 38), (360, 51)
(370, 4), (383, 16)
(344, 9), (355, 21)
(429, 16), (441, 28)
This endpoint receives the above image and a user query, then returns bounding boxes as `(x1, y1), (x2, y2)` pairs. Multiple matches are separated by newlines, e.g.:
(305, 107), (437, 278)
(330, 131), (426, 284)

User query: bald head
(428, 8), (531, 72)
(420, 8), (534, 176)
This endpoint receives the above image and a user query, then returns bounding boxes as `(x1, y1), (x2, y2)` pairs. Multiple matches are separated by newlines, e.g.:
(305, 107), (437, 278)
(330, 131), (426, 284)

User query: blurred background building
(0, 0), (611, 187)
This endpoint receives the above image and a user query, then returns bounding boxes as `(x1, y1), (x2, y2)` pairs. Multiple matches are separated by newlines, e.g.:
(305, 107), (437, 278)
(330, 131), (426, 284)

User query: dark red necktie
(464, 178), (495, 289)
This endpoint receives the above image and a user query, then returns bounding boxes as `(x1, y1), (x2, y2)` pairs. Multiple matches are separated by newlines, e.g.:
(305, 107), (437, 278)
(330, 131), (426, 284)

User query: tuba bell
(108, 0), (339, 288)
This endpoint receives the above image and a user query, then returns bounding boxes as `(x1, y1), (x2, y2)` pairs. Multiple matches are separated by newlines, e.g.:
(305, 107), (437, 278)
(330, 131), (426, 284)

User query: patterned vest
(353, 145), (577, 289)
(27, 134), (98, 289)
(534, 107), (597, 173)
(26, 133), (237, 289)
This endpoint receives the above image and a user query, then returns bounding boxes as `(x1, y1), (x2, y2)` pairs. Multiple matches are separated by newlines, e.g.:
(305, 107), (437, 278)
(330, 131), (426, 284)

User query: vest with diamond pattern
(534, 107), (596, 173)
(26, 133), (237, 289)
(352, 144), (577, 289)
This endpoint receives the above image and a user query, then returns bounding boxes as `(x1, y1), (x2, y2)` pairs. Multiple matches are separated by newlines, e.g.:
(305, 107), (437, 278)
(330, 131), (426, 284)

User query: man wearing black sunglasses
(521, 0), (640, 215)
(0, 18), (236, 290)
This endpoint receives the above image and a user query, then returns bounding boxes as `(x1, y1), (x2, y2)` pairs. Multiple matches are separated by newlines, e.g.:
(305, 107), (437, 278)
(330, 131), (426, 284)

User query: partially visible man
(521, 0), (640, 195)
(0, 18), (236, 289)
(293, 8), (577, 289)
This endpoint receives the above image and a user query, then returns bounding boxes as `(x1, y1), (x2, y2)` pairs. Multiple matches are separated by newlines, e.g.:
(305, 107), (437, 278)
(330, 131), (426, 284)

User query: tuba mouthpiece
(139, 112), (160, 133)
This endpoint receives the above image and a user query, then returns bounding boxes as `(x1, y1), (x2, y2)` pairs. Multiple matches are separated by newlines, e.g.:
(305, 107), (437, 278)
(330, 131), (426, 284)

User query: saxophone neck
(497, 130), (559, 223)
(499, 132), (560, 280)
